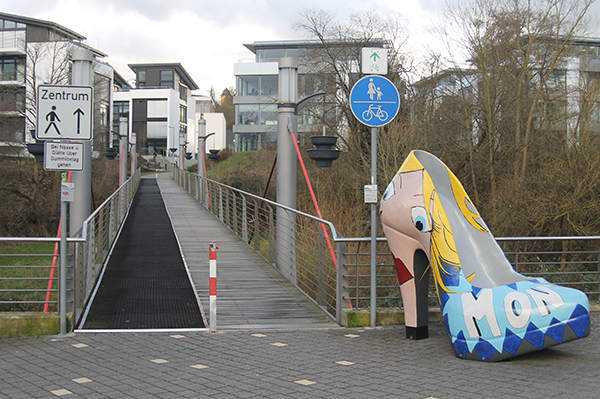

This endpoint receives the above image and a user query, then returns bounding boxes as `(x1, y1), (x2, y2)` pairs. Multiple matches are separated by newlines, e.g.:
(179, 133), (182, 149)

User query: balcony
(0, 31), (26, 55)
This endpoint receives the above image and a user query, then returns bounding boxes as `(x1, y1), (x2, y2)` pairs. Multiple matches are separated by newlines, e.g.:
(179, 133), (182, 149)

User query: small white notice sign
(61, 182), (75, 202)
(364, 185), (378, 203)
(44, 141), (84, 171)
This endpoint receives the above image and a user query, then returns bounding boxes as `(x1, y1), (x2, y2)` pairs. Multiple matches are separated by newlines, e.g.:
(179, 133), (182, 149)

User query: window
(0, 58), (16, 81)
(179, 84), (188, 100)
(0, 19), (25, 29)
(160, 70), (173, 88)
(179, 105), (187, 123)
(137, 70), (146, 87)
(238, 104), (277, 125)
(238, 76), (259, 96)
(112, 101), (130, 133)
(0, 87), (24, 112)
(238, 75), (279, 96)
(99, 103), (108, 126)
(260, 76), (278, 96)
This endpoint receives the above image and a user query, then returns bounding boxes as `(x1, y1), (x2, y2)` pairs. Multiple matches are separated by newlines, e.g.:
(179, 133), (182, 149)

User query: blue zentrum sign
(350, 75), (400, 127)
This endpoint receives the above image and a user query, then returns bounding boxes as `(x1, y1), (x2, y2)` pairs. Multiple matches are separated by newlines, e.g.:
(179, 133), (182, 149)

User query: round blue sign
(350, 75), (400, 127)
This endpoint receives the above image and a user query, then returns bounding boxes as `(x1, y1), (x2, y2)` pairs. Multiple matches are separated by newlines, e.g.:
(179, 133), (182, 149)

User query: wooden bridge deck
(156, 173), (335, 329)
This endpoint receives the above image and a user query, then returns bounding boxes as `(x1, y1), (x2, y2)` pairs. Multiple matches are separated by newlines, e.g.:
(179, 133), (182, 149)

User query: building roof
(243, 39), (388, 54)
(128, 63), (199, 90)
(113, 70), (131, 89)
(0, 12), (106, 57)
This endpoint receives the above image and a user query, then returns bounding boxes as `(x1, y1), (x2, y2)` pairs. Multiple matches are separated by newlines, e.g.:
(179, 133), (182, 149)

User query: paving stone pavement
(1, 312), (599, 398)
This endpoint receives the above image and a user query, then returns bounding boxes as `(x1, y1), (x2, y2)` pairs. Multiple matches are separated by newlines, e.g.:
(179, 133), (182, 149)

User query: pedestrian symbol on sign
(44, 105), (61, 135)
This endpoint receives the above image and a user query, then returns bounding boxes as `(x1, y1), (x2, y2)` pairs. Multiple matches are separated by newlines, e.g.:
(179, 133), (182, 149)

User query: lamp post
(276, 57), (298, 282)
(179, 131), (186, 170)
(119, 118), (128, 186)
(198, 119), (215, 204)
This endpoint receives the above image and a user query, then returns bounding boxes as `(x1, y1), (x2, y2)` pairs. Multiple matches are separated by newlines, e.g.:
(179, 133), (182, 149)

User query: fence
(174, 167), (600, 324)
(0, 169), (141, 322)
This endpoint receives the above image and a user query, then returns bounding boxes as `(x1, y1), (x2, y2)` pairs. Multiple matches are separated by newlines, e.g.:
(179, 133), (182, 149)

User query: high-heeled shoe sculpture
(380, 150), (590, 361)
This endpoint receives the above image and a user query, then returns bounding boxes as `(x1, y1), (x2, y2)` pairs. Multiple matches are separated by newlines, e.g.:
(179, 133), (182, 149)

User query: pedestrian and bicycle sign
(36, 85), (93, 140)
(350, 75), (400, 127)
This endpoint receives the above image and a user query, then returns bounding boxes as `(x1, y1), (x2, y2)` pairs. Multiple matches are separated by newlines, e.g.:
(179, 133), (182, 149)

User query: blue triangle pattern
(567, 304), (590, 338)
(545, 317), (566, 343)
(502, 328), (522, 355)
(440, 292), (450, 309)
(474, 338), (497, 361)
(454, 330), (468, 358)
(524, 322), (544, 349)
(471, 286), (481, 297)
(507, 283), (517, 290)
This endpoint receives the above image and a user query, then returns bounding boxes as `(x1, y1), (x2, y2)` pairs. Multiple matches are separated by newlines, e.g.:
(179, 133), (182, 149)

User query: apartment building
(0, 12), (113, 156)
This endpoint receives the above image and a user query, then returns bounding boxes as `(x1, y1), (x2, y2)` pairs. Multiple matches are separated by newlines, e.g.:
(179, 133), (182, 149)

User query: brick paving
(0, 312), (599, 398)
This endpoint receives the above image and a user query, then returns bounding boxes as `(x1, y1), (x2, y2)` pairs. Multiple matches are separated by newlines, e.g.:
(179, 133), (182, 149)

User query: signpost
(36, 85), (93, 141)
(36, 75), (93, 335)
(350, 75), (400, 127)
(350, 55), (400, 328)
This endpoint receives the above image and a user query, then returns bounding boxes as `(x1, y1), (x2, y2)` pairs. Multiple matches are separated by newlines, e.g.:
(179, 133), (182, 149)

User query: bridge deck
(157, 173), (334, 329)
(157, 173), (334, 328)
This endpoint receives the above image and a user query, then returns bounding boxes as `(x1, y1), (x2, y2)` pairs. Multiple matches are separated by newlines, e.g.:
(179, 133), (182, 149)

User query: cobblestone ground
(1, 312), (599, 399)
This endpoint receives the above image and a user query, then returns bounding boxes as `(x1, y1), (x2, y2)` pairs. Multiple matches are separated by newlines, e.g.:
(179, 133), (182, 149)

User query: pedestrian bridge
(77, 173), (335, 331)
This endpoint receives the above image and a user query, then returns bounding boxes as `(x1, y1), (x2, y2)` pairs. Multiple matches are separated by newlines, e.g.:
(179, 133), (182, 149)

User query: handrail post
(336, 240), (348, 325)
(242, 195), (248, 243)
(218, 186), (223, 222)
(253, 199), (260, 252)
(317, 222), (326, 308)
(268, 204), (275, 265)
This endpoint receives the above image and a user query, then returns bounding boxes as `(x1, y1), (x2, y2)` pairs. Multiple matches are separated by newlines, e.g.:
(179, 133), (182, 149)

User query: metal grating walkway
(81, 179), (205, 330)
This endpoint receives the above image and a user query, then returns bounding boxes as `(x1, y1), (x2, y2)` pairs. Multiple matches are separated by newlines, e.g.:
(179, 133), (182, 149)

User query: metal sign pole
(370, 126), (377, 328)
(349, 50), (399, 328)
(59, 194), (67, 335)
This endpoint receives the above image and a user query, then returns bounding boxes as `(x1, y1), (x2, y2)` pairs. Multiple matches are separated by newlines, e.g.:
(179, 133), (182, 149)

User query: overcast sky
(2, 0), (598, 95)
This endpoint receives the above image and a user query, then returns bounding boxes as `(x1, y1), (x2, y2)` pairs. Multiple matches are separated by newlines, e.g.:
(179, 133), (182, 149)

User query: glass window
(160, 70), (173, 88)
(261, 104), (277, 125)
(112, 101), (130, 133)
(260, 75), (278, 96)
(238, 75), (259, 96)
(179, 105), (187, 123)
(238, 104), (259, 125)
(3, 20), (16, 29)
(285, 48), (299, 58)
(258, 49), (285, 62)
(99, 103), (108, 126)
(0, 58), (16, 81)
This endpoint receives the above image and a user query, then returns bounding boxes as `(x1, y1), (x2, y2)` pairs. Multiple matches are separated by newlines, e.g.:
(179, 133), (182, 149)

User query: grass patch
(0, 243), (58, 312)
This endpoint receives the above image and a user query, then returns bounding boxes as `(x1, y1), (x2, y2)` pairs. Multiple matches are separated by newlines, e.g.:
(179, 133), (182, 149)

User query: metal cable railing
(0, 169), (141, 322)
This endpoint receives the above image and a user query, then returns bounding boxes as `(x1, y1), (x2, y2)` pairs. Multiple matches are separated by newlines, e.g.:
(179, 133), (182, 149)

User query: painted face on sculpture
(380, 169), (432, 260)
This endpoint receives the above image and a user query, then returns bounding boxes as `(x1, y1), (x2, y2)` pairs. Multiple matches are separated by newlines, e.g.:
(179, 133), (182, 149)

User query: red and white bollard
(209, 241), (218, 332)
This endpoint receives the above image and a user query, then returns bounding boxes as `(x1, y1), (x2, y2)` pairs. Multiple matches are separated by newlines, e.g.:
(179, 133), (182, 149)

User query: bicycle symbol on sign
(362, 104), (388, 122)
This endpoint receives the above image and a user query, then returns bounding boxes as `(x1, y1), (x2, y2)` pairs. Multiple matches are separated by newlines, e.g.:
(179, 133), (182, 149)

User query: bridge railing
(74, 168), (141, 322)
(0, 169), (141, 322)
(173, 168), (600, 325)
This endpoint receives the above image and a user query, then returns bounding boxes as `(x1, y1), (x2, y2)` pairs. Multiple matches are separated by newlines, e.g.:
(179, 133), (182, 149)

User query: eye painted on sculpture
(411, 206), (432, 233)
(382, 181), (395, 201)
